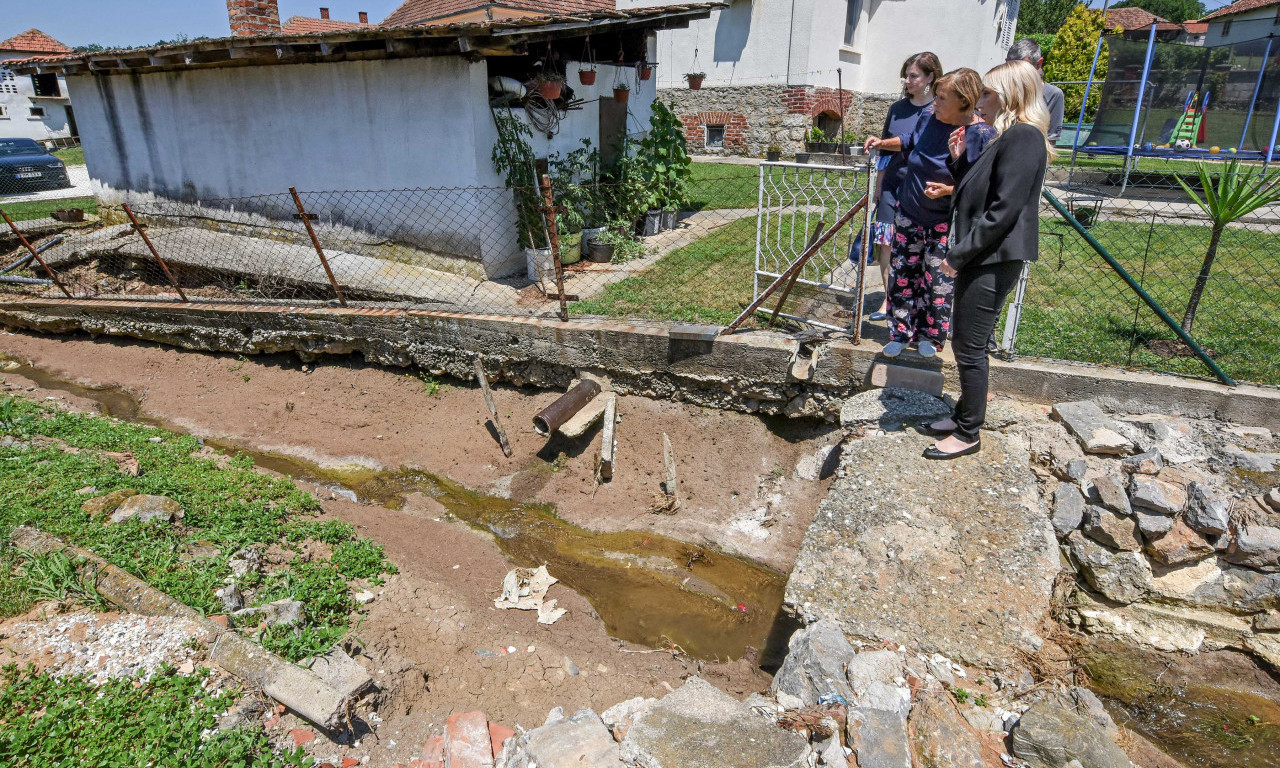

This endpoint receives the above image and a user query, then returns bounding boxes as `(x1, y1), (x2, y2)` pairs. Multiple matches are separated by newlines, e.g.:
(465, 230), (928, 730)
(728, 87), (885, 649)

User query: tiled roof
(382, 0), (615, 28)
(0, 28), (73, 54)
(280, 15), (372, 34)
(1201, 0), (1280, 22)
(1105, 7), (1168, 29)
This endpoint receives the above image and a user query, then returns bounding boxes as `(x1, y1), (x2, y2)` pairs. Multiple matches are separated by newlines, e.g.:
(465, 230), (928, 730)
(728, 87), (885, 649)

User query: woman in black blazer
(924, 60), (1056, 460)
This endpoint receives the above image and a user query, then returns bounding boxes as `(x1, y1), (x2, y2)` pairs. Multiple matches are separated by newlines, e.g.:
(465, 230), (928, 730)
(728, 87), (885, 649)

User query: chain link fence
(2, 155), (1278, 387)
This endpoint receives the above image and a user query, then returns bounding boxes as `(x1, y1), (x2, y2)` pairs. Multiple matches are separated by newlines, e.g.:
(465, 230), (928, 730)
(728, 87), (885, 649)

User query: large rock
(785, 432), (1058, 670)
(847, 708), (911, 768)
(1226, 524), (1280, 572)
(1010, 702), (1130, 768)
(845, 650), (909, 716)
(908, 692), (989, 768)
(1125, 417), (1208, 465)
(518, 709), (623, 768)
(1222, 446), (1280, 473)
(1129, 476), (1187, 515)
(1082, 506), (1143, 552)
(107, 494), (183, 525)
(1090, 475), (1132, 516)
(1052, 483), (1086, 538)
(839, 389), (952, 431)
(1135, 511), (1175, 538)
(82, 488), (138, 517)
(1185, 483), (1231, 535)
(1121, 451), (1163, 475)
(1144, 521), (1213, 566)
(1052, 401), (1133, 455)
(1068, 532), (1152, 604)
(620, 678), (809, 768)
(770, 620), (856, 707)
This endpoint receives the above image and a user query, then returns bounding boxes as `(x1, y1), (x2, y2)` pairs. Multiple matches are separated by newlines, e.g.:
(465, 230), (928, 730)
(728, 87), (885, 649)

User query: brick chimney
(227, 0), (281, 37)
(358, 11), (369, 23)
(320, 7), (330, 19)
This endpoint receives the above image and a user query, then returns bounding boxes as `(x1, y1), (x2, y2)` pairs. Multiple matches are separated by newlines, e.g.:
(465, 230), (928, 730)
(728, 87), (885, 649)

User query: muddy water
(2, 358), (789, 663)
(1085, 640), (1280, 767)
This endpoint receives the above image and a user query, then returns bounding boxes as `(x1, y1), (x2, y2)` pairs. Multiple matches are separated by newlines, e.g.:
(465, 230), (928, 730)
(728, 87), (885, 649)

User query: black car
(0, 138), (72, 195)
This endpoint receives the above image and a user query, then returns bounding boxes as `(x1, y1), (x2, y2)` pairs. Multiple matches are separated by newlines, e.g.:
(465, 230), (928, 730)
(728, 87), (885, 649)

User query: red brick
(488, 722), (515, 756)
(445, 711), (493, 768)
(209, 614), (229, 627)
(290, 729), (316, 747)
(341, 758), (360, 768)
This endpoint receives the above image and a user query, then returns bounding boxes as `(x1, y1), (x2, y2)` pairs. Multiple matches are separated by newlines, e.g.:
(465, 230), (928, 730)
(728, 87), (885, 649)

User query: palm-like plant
(1177, 159), (1280, 333)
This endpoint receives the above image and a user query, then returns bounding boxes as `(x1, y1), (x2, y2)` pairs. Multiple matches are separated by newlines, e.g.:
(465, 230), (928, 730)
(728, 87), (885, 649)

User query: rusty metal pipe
(533, 379), (601, 436)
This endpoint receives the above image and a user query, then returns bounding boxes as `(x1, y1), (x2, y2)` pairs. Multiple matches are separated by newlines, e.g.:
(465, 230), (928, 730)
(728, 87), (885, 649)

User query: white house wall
(64, 56), (533, 277)
(1203, 10), (1280, 48)
(1, 54), (74, 142)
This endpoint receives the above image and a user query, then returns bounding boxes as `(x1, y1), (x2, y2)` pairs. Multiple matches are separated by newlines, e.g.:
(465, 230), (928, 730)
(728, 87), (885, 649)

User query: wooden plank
(661, 432), (679, 506)
(473, 360), (513, 457)
(599, 393), (617, 481)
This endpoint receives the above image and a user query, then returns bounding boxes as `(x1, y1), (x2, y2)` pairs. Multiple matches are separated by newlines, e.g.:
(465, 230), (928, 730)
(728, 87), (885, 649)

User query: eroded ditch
(3, 357), (792, 664)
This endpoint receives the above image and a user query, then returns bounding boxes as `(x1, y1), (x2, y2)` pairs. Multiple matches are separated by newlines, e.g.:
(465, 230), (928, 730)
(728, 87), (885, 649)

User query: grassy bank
(0, 196), (99, 222)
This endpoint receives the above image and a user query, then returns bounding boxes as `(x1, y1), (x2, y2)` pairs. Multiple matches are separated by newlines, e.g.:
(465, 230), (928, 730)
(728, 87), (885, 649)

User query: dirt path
(0, 328), (838, 766)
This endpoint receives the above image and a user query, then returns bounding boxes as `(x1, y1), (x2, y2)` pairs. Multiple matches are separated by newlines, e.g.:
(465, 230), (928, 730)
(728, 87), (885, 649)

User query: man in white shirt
(1007, 38), (1065, 142)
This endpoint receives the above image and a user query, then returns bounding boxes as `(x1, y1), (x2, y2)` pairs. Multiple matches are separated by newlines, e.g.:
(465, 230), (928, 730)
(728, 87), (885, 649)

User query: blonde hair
(935, 68), (983, 113)
(982, 60), (1058, 161)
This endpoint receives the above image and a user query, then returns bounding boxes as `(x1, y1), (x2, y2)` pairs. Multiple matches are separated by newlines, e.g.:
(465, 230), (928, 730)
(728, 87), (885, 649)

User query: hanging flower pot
(537, 74), (564, 100)
(613, 83), (630, 103)
(639, 64), (653, 81)
(685, 72), (705, 90)
(579, 68), (597, 86)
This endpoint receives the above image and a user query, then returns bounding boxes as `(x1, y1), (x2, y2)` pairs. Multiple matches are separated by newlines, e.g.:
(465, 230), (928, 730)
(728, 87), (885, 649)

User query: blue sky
(5, 1), (403, 49)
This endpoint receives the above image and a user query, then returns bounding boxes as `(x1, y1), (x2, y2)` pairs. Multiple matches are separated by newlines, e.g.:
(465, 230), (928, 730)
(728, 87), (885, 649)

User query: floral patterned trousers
(887, 214), (956, 347)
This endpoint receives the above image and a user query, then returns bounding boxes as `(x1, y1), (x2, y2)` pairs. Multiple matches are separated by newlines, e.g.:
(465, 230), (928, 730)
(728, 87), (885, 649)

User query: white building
(1199, 0), (1280, 46)
(0, 29), (77, 144)
(619, 0), (1019, 156)
(10, 0), (712, 278)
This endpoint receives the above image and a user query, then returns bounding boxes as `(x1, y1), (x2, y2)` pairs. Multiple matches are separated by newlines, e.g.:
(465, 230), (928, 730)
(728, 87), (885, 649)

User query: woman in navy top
(866, 52), (941, 321)
(865, 68), (995, 359)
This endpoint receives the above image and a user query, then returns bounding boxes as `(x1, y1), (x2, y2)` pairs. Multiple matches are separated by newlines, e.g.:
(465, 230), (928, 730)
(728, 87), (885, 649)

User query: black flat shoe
(922, 441), (981, 460)
(917, 422), (954, 437)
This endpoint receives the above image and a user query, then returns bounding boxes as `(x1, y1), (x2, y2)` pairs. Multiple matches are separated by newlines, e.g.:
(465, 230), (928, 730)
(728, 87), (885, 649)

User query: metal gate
(753, 161), (875, 336)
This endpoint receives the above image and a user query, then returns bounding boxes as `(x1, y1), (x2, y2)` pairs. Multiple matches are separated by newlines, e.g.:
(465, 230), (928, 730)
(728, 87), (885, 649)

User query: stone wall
(661, 84), (898, 158)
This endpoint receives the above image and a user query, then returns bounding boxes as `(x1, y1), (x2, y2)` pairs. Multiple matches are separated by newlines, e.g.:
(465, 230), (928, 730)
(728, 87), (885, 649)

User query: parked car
(0, 138), (71, 195)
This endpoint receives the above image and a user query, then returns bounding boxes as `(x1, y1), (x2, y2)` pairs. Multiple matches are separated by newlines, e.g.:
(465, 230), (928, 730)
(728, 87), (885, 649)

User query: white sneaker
(883, 341), (906, 358)
(918, 340), (937, 358)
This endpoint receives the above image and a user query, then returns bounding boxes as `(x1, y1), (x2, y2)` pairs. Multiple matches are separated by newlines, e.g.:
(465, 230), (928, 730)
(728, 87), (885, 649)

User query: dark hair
(1006, 38), (1043, 65)
(935, 68), (983, 112)
(900, 52), (942, 87)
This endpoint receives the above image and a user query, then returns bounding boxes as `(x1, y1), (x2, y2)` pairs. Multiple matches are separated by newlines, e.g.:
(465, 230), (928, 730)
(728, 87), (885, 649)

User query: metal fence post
(1000, 261), (1031, 355)
(0, 209), (72, 298)
(288, 187), (347, 307)
(851, 152), (876, 343)
(122, 203), (188, 301)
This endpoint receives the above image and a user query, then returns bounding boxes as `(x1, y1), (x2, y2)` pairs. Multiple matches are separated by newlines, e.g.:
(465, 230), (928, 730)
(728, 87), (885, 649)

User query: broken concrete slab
(234, 599), (304, 628)
(620, 677), (809, 768)
(785, 431), (1058, 670)
(838, 388), (952, 431)
(447, 710), (495, 768)
(519, 708), (623, 768)
(868, 362), (944, 397)
(300, 647), (374, 700)
(1052, 401), (1133, 455)
(558, 392), (610, 439)
(770, 620), (856, 707)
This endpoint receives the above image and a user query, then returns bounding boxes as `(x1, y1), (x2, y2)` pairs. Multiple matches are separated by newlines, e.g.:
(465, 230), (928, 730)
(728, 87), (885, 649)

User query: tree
(1110, 0), (1206, 23)
(1045, 4), (1108, 121)
(1176, 160), (1280, 333)
(1016, 0), (1079, 35)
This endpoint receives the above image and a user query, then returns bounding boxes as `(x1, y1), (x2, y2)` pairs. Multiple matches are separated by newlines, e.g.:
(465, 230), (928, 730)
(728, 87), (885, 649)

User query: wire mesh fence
(2, 156), (1279, 387)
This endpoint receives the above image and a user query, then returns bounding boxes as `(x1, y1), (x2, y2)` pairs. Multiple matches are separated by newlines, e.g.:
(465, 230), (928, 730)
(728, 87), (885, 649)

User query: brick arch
(810, 96), (844, 121)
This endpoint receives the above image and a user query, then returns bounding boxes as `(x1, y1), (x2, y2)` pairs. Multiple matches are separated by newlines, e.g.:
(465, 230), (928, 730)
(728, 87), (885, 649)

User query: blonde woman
(923, 60), (1056, 460)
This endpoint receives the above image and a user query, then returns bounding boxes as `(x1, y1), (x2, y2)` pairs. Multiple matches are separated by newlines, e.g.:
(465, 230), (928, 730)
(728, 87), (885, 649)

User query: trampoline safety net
(1082, 35), (1280, 157)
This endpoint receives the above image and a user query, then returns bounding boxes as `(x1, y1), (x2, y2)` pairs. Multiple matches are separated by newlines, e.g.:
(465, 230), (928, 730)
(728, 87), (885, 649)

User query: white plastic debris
(494, 565), (567, 624)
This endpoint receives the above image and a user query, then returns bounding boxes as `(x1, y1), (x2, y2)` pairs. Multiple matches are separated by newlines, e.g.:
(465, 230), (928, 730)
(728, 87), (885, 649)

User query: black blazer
(944, 122), (1047, 271)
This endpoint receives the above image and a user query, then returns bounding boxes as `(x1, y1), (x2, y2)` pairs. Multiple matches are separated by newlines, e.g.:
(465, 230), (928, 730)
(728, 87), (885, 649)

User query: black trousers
(951, 260), (1026, 443)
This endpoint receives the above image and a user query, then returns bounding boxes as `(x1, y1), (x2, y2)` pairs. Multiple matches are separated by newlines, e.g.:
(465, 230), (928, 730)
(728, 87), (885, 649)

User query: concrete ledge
(0, 297), (1276, 427)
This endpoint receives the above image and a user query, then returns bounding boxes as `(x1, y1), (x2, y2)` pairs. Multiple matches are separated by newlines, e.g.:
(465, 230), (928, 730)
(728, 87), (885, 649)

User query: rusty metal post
(0, 209), (72, 298)
(538, 171), (569, 321)
(288, 187), (346, 307)
(121, 204), (188, 301)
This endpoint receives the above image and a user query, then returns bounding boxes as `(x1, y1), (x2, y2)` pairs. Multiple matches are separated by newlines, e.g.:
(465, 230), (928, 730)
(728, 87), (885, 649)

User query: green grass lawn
(688, 162), (760, 210)
(53, 146), (85, 166)
(0, 196), (98, 222)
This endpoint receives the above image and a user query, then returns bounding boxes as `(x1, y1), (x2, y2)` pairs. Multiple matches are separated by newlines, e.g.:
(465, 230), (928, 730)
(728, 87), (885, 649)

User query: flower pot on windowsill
(613, 86), (630, 103)
(685, 73), (704, 90)
(578, 69), (597, 86)
(640, 65), (653, 81)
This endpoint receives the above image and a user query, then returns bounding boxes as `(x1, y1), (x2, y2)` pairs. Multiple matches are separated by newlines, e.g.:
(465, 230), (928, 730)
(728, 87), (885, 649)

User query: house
(1103, 7), (1185, 42)
(280, 6), (375, 34)
(383, 0), (614, 27)
(617, 0), (1019, 157)
(1198, 0), (1280, 46)
(8, 0), (714, 279)
(0, 29), (77, 144)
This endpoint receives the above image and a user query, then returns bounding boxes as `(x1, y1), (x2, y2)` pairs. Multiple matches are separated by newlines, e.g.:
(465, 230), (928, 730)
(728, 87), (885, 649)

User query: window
(29, 106), (46, 118)
(1222, 19), (1232, 35)
(0, 105), (7, 118)
(705, 125), (725, 148)
(1, 69), (16, 94)
(30, 73), (60, 97)
(844, 0), (862, 47)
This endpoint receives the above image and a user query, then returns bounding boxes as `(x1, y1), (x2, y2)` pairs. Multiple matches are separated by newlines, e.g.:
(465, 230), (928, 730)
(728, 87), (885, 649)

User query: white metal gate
(753, 161), (875, 335)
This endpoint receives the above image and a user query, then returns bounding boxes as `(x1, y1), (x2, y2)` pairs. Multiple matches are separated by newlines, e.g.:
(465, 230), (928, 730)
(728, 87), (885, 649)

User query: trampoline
(1068, 25), (1280, 190)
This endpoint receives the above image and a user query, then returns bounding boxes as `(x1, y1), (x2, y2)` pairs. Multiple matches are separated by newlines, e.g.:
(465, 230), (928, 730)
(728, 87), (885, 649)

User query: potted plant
(639, 62), (653, 81)
(613, 81), (630, 103)
(685, 72), (705, 90)
(538, 72), (565, 100)
(804, 126), (827, 152)
(578, 66), (597, 86)
(766, 145), (782, 162)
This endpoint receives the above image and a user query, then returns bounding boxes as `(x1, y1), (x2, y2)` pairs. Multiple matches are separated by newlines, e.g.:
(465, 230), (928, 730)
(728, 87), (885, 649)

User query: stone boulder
(1129, 476), (1187, 515)
(1145, 521), (1214, 566)
(516, 708), (623, 768)
(1185, 482), (1231, 535)
(620, 677), (809, 768)
(81, 488), (138, 517)
(1082, 506), (1143, 552)
(1227, 524), (1280, 572)
(1121, 451), (1163, 475)
(845, 650), (909, 716)
(908, 691), (989, 768)
(1068, 532), (1152, 604)
(107, 494), (184, 525)
(1052, 483), (1086, 538)
(1010, 701), (1130, 768)
(771, 620), (856, 707)
(1052, 401), (1133, 455)
(1090, 475), (1132, 516)
(847, 708), (911, 768)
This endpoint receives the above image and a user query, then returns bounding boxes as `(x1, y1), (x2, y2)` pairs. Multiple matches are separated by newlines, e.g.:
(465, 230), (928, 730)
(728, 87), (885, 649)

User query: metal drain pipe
(533, 379), (601, 436)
